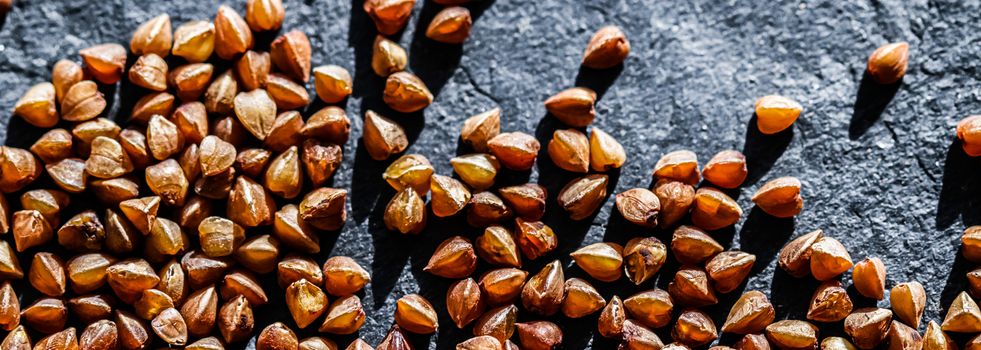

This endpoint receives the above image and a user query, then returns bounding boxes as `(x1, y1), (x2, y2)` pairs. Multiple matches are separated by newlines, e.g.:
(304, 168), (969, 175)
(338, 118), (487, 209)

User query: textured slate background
(1, 0), (980, 349)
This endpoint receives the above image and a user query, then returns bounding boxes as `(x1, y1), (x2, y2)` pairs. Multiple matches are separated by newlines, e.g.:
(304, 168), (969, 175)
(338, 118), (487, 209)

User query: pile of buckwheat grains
(0, 0), (980, 349)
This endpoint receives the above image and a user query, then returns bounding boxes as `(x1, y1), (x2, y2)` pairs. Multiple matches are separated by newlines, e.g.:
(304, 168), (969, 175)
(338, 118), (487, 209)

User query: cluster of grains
(758, 220), (981, 350)
(402, 40), (927, 350)
(5, 0), (974, 348)
(3, 0), (393, 348)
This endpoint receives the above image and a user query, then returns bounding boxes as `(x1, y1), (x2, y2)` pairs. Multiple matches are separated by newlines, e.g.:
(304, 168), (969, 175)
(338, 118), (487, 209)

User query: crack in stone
(926, 0), (945, 24)
(881, 121), (939, 182)
(797, 122), (810, 144)
(585, 4), (611, 18)
(1, 63), (42, 78)
(461, 65), (503, 105)
(911, 21), (926, 42)
(915, 154), (938, 182)
(883, 121), (899, 144)
(849, 206), (868, 224)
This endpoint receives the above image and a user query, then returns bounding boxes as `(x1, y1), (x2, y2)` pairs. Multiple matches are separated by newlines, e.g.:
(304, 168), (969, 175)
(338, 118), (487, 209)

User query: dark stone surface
(1, 0), (980, 348)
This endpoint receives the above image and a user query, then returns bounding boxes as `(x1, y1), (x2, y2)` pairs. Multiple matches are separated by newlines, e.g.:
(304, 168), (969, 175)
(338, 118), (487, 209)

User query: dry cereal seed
(703, 150), (748, 189)
(557, 174), (608, 220)
(867, 42), (909, 84)
(514, 218), (558, 261)
(956, 115), (981, 157)
(852, 257), (886, 300)
(765, 320), (818, 350)
(691, 187), (742, 230)
(129, 54), (169, 91)
(570, 242), (623, 282)
(623, 289), (673, 329)
(457, 336), (503, 350)
(371, 35), (407, 77)
(515, 321), (563, 350)
(544, 87), (597, 127)
(809, 236), (853, 281)
(214, 5), (254, 59)
(751, 177), (803, 218)
(218, 295), (253, 344)
(721, 291), (775, 335)
(754, 95), (802, 134)
(447, 278), (485, 329)
(598, 296), (626, 338)
(923, 321), (956, 350)
(467, 191), (513, 228)
(653, 150), (700, 185)
(203, 69), (237, 114)
(313, 65), (353, 103)
(890, 282), (926, 329)
(654, 180), (695, 228)
(299, 187), (348, 231)
(425, 236), (478, 279)
(475, 226), (521, 268)
(270, 30), (312, 82)
(616, 188), (661, 227)
(383, 154), (434, 195)
(363, 0), (416, 35)
(384, 187), (427, 234)
(940, 291), (981, 333)
(821, 337), (858, 350)
(963, 225), (981, 262)
(451, 153), (500, 191)
(80, 43), (127, 84)
(395, 294), (439, 334)
(237, 50), (271, 91)
(844, 308), (892, 349)
(52, 59), (84, 103)
(131, 14), (173, 57)
(672, 308), (718, 347)
(480, 268), (528, 306)
(671, 225), (723, 265)
(172, 20), (215, 63)
(303, 106), (352, 144)
(257, 322), (298, 350)
(498, 183), (547, 221)
(590, 127), (627, 172)
(548, 129), (590, 173)
(363, 110), (409, 160)
(562, 278), (606, 319)
(431, 174), (472, 218)
(285, 279), (328, 329)
(461, 108), (501, 152)
(668, 265), (718, 307)
(623, 237), (667, 285)
(582, 25), (630, 69)
(778, 229), (823, 277)
(61, 80), (106, 122)
(14, 82), (58, 127)
(383, 71), (434, 113)
(521, 260), (565, 316)
(706, 251), (756, 293)
(277, 255), (323, 288)
(246, 0), (285, 32)
(807, 280), (853, 323)
(426, 6), (473, 44)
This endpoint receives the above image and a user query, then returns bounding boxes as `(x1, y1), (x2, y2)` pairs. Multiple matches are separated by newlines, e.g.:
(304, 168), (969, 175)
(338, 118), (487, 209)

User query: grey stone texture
(1, 0), (980, 348)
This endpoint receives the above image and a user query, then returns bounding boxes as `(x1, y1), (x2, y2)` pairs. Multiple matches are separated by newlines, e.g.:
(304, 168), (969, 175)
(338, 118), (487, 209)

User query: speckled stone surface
(1, 0), (980, 348)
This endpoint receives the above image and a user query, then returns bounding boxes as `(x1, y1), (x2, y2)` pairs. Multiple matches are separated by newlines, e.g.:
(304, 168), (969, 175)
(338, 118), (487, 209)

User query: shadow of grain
(742, 115), (793, 185)
(936, 140), (981, 229)
(738, 207), (796, 273)
(849, 72), (901, 140)
(575, 64), (624, 101)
